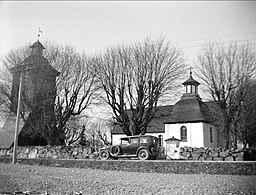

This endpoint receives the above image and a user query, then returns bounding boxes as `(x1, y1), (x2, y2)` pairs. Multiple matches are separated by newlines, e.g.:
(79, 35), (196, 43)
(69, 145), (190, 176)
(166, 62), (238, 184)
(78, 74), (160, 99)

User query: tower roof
(182, 71), (200, 86)
(30, 40), (45, 49)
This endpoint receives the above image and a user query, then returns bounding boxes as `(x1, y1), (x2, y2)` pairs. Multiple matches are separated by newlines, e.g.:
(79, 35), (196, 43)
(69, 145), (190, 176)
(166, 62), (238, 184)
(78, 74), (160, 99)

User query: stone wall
(179, 146), (245, 161)
(0, 146), (254, 161)
(0, 146), (97, 159)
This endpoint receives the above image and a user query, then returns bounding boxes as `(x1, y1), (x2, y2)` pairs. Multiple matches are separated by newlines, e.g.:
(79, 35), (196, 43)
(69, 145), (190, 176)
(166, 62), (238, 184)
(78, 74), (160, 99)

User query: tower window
(180, 126), (187, 141)
(186, 85), (191, 93)
(191, 85), (196, 93)
(210, 127), (213, 142)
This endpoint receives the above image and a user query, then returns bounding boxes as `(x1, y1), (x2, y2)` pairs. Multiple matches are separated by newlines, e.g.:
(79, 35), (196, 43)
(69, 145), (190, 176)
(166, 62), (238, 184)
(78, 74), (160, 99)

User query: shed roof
(0, 114), (24, 149)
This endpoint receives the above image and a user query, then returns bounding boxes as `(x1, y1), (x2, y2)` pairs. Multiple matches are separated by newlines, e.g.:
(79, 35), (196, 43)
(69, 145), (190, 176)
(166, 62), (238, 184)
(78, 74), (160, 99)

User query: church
(111, 71), (225, 149)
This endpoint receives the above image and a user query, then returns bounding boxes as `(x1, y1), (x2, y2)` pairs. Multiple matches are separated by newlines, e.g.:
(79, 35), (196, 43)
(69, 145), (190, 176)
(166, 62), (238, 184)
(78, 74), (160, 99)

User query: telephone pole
(10, 64), (35, 164)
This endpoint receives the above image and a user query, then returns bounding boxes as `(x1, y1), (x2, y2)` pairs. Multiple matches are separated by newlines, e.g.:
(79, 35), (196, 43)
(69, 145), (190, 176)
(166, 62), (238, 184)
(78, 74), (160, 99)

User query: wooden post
(12, 71), (24, 164)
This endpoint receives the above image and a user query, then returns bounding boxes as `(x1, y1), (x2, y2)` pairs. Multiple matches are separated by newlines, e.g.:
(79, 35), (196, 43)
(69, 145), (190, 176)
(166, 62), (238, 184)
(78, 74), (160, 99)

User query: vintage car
(99, 135), (160, 160)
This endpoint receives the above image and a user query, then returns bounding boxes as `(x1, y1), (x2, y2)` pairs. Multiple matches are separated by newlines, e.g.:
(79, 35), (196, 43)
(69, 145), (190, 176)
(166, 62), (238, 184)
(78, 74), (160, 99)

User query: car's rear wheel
(99, 150), (110, 160)
(110, 146), (120, 156)
(138, 149), (149, 160)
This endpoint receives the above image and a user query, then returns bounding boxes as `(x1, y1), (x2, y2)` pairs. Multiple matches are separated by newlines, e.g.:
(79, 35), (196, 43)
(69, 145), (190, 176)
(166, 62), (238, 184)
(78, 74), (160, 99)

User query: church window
(180, 126), (187, 141)
(210, 127), (213, 142)
(158, 135), (163, 147)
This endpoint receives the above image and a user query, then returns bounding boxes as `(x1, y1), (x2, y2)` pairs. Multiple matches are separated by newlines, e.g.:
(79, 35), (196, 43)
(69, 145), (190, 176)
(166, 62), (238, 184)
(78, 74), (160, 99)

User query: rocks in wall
(0, 146), (249, 161)
(0, 146), (96, 160)
(179, 147), (245, 161)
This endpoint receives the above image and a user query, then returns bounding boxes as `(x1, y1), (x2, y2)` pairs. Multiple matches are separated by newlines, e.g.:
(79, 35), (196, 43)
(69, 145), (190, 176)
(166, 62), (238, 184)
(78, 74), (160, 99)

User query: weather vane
(189, 66), (193, 75)
(38, 28), (43, 41)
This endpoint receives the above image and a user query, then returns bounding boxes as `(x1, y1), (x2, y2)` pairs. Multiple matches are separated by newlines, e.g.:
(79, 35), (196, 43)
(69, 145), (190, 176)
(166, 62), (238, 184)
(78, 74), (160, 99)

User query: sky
(0, 1), (256, 118)
(0, 1), (256, 62)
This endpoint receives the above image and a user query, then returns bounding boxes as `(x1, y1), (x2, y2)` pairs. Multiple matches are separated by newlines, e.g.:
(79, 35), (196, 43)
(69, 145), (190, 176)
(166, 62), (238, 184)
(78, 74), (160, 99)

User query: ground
(0, 163), (255, 195)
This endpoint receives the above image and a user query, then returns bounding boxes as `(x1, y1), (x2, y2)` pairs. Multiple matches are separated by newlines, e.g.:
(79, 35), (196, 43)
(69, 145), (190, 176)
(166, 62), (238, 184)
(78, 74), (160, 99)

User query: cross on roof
(189, 66), (193, 75)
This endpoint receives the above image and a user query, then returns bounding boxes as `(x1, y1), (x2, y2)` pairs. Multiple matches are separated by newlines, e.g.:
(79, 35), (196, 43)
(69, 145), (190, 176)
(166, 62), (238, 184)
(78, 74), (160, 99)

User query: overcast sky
(0, 1), (256, 118)
(0, 1), (256, 64)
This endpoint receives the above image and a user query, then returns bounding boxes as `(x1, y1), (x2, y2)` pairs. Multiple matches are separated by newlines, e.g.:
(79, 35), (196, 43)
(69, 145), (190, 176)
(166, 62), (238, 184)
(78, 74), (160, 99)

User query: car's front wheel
(138, 149), (150, 160)
(99, 149), (110, 160)
(110, 145), (120, 156)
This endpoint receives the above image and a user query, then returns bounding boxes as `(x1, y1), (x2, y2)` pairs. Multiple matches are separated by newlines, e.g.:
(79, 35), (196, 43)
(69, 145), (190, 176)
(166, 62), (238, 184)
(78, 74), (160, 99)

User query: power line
(178, 32), (256, 45)
(180, 38), (256, 50)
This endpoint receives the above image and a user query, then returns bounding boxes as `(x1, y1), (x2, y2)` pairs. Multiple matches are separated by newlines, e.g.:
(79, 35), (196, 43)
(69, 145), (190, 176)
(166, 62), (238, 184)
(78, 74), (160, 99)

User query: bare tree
(53, 48), (99, 145)
(94, 37), (185, 135)
(196, 42), (256, 149)
(0, 41), (99, 145)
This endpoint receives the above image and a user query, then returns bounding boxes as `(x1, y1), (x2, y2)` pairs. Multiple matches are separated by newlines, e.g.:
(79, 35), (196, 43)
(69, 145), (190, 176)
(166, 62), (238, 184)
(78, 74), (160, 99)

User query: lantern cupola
(182, 68), (200, 95)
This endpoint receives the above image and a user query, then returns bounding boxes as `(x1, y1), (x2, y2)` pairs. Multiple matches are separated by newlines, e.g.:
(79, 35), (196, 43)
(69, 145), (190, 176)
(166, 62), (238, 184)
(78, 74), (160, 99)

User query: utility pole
(10, 64), (35, 164)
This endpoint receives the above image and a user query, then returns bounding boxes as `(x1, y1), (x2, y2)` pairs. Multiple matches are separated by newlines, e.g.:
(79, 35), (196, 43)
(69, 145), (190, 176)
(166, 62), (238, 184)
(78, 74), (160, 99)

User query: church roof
(21, 55), (60, 77)
(182, 73), (200, 86)
(164, 95), (217, 124)
(18, 40), (60, 77)
(111, 105), (173, 134)
(30, 41), (45, 49)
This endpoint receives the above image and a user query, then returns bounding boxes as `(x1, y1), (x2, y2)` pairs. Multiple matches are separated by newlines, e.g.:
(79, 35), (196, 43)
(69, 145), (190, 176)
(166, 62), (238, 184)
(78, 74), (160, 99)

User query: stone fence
(0, 146), (97, 160)
(179, 146), (247, 161)
(0, 145), (255, 161)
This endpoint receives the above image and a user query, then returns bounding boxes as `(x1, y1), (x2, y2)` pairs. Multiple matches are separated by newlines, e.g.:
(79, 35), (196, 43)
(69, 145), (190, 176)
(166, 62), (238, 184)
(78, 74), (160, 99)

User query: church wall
(203, 123), (218, 148)
(112, 134), (126, 145)
(165, 122), (204, 148)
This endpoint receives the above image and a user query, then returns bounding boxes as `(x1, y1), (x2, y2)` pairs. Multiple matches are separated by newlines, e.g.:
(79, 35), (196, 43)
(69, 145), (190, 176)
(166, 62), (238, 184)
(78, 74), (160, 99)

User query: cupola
(182, 69), (200, 95)
(30, 40), (45, 56)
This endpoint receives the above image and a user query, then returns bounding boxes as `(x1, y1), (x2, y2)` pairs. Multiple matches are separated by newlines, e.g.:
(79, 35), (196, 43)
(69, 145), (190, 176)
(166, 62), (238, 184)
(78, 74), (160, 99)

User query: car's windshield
(121, 138), (129, 144)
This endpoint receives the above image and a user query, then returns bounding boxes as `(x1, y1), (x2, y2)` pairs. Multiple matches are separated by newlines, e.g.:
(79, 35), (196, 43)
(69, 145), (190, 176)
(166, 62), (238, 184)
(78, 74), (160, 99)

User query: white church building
(111, 71), (224, 149)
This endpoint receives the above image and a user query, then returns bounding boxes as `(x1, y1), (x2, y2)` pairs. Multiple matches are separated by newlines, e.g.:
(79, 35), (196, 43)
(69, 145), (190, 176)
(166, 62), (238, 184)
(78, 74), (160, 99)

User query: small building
(111, 71), (224, 150)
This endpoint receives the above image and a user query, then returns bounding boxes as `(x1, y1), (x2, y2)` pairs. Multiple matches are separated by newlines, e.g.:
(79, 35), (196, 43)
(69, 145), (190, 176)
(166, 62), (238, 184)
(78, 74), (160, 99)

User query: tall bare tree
(196, 42), (256, 149)
(94, 37), (185, 135)
(0, 41), (99, 145)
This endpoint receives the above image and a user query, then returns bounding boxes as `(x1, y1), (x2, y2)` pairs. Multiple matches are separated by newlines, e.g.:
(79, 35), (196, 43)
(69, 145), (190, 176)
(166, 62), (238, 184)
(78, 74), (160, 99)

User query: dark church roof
(19, 41), (60, 77)
(21, 55), (60, 77)
(112, 105), (173, 134)
(164, 95), (216, 124)
(30, 41), (45, 49)
(182, 73), (200, 86)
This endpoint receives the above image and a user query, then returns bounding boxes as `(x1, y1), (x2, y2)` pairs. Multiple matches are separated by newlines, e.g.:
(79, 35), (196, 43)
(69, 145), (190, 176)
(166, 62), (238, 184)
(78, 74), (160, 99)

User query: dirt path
(0, 163), (255, 195)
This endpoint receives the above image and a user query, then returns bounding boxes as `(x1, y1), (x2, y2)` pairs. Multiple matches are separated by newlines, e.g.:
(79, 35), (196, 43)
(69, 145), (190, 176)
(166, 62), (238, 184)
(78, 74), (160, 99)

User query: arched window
(180, 126), (187, 141)
(158, 135), (163, 147)
(210, 127), (213, 142)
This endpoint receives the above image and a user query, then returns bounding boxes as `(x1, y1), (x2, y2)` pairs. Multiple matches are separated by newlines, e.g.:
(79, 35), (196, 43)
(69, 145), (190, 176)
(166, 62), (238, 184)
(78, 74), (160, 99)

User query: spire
(37, 28), (43, 41)
(189, 66), (193, 75)
(182, 67), (200, 95)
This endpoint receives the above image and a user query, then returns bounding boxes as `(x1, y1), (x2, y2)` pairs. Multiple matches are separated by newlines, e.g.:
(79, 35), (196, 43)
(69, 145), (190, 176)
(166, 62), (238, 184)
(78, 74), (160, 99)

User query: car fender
(136, 146), (151, 156)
